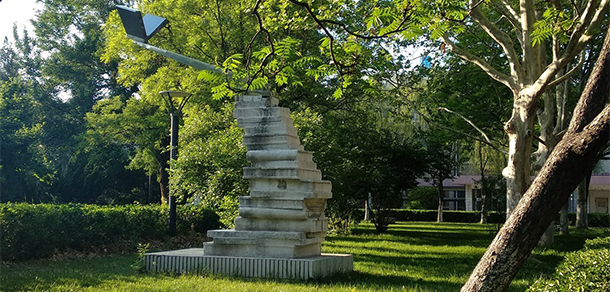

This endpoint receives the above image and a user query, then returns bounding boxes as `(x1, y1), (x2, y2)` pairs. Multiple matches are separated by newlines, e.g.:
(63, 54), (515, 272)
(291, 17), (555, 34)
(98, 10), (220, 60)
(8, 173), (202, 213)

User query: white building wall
(465, 185), (474, 211)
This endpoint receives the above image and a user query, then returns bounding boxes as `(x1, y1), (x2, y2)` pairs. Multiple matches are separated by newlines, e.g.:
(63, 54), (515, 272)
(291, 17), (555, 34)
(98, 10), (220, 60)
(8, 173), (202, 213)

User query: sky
(0, 0), (41, 43)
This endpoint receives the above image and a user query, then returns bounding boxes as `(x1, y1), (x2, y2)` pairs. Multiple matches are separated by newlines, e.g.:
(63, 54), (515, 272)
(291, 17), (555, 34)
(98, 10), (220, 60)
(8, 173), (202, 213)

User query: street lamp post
(115, 5), (214, 236)
(159, 90), (192, 236)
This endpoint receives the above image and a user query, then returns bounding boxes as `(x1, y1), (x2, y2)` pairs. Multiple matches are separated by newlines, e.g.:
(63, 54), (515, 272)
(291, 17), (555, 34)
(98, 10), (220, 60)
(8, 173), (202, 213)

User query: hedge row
(0, 203), (220, 261)
(353, 209), (507, 224)
(566, 213), (610, 228)
(354, 209), (610, 227)
(527, 236), (610, 291)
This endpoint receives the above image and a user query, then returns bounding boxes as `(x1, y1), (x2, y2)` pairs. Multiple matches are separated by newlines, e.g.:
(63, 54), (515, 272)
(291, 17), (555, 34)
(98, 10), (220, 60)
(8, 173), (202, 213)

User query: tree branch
(442, 35), (516, 90)
(491, 1), (521, 34)
(411, 105), (508, 154)
(438, 107), (492, 144)
(288, 0), (414, 40)
(286, 0), (348, 81)
(546, 51), (584, 89)
(244, 0), (274, 91)
(469, 1), (524, 82)
(534, 0), (609, 98)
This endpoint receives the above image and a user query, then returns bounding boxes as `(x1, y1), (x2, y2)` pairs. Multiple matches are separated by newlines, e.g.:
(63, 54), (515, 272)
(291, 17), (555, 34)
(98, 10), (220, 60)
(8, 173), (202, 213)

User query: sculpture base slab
(144, 248), (353, 279)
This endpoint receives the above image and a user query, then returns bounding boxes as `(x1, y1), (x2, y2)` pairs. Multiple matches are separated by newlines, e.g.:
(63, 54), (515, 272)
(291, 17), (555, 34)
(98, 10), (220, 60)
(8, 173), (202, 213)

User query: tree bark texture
(502, 99), (536, 216)
(461, 26), (610, 292)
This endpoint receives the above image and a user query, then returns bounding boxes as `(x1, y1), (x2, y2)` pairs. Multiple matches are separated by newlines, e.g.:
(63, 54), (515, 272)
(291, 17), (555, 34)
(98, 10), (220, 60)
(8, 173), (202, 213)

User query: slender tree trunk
(158, 163), (169, 204)
(538, 223), (555, 246)
(157, 150), (170, 204)
(437, 180), (444, 222)
(535, 92), (558, 246)
(575, 175), (590, 228)
(461, 27), (610, 292)
(559, 202), (569, 235)
(478, 142), (489, 224)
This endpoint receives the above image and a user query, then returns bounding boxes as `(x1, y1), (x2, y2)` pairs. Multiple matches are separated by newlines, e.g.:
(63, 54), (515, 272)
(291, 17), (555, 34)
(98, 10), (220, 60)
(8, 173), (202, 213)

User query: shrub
(527, 236), (610, 292)
(587, 213), (610, 228)
(405, 187), (438, 210)
(0, 203), (220, 261)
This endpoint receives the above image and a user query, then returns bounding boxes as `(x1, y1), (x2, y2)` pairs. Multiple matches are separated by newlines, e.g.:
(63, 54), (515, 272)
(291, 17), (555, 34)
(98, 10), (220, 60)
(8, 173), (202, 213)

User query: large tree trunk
(502, 99), (536, 216)
(575, 175), (590, 228)
(461, 27), (610, 292)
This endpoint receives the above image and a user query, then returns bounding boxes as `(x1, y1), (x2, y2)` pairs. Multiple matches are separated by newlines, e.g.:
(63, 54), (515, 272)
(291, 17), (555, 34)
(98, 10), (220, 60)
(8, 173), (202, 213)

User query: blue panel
(142, 14), (169, 39)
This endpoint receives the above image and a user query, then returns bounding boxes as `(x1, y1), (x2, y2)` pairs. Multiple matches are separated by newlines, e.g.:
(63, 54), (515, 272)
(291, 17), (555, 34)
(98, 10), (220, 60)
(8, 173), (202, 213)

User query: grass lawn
(1, 222), (606, 292)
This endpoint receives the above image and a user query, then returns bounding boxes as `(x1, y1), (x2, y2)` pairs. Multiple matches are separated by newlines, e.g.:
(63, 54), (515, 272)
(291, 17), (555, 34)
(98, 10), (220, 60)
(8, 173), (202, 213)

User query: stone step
(234, 217), (328, 233)
(249, 189), (332, 200)
(207, 230), (325, 245)
(242, 133), (302, 150)
(239, 207), (308, 220)
(235, 95), (278, 107)
(247, 149), (313, 162)
(234, 107), (289, 120)
(238, 206), (324, 220)
(239, 197), (305, 209)
(203, 241), (321, 258)
(239, 197), (325, 210)
(249, 179), (332, 194)
(249, 160), (318, 171)
(237, 116), (292, 129)
(243, 167), (322, 181)
(244, 124), (298, 137)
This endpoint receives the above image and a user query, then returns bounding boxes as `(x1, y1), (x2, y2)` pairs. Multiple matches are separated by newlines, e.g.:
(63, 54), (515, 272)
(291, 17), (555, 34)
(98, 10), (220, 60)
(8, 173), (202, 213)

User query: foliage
(84, 96), (170, 203)
(131, 243), (150, 273)
(294, 108), (426, 234)
(0, 203), (220, 262)
(527, 236), (610, 292)
(0, 76), (53, 202)
(170, 102), (248, 227)
(405, 187), (438, 210)
(581, 213), (610, 228)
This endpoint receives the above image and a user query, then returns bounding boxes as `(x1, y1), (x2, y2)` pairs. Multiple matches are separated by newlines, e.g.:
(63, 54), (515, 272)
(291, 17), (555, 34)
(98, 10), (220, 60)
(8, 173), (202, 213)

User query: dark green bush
(381, 209), (506, 224)
(587, 213), (610, 228)
(358, 209), (609, 226)
(405, 187), (438, 210)
(0, 203), (220, 261)
(527, 236), (610, 292)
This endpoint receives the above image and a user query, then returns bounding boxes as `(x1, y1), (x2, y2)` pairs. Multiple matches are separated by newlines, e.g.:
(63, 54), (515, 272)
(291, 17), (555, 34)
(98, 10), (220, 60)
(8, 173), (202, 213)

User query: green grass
(1, 222), (606, 292)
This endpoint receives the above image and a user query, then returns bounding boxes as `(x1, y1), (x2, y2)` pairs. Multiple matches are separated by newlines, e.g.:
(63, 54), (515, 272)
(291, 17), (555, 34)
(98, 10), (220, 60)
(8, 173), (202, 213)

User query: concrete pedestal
(145, 248), (353, 279)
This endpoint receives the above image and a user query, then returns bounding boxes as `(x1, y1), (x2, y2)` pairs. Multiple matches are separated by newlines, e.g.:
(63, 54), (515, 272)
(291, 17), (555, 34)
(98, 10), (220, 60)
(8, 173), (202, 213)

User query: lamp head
(116, 5), (169, 43)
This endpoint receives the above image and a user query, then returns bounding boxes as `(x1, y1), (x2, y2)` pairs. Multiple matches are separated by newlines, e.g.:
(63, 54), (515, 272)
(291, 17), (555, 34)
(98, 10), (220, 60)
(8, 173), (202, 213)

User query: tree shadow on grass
(334, 228), (495, 249)
(313, 270), (464, 291)
(0, 255), (139, 292)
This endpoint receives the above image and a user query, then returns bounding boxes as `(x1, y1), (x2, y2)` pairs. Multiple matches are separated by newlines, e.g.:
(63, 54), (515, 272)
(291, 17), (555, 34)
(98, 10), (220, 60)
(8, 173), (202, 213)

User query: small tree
(420, 130), (466, 222)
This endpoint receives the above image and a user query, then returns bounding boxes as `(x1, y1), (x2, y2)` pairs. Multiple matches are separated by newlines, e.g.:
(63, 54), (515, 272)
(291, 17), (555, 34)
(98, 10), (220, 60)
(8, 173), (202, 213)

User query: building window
(443, 190), (466, 211)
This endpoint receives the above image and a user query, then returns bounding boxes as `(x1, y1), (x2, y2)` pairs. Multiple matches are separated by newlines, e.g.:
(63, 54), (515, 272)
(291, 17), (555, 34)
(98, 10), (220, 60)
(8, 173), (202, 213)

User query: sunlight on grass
(1, 222), (605, 292)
